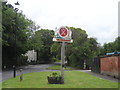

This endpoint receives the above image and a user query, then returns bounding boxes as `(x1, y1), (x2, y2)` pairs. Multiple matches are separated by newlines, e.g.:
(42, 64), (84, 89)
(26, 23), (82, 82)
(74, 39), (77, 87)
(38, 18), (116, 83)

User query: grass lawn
(46, 65), (74, 70)
(2, 71), (118, 88)
(0, 83), (2, 89)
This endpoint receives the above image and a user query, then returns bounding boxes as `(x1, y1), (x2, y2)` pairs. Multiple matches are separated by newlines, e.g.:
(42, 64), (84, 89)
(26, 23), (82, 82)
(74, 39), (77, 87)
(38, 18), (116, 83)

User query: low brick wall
(100, 55), (120, 78)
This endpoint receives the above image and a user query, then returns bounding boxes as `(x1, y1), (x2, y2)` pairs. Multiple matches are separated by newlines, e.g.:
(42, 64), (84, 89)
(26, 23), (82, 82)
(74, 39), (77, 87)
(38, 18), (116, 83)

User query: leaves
(99, 37), (120, 56)
(29, 29), (54, 63)
(2, 3), (34, 67)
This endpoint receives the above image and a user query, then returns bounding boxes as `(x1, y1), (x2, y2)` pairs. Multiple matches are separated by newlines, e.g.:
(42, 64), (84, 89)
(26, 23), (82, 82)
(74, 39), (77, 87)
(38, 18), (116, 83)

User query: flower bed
(47, 72), (63, 84)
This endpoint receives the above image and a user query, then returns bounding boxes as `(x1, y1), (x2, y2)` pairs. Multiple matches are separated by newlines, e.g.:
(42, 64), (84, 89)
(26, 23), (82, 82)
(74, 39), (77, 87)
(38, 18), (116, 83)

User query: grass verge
(2, 71), (118, 88)
(46, 65), (74, 70)
(0, 82), (2, 89)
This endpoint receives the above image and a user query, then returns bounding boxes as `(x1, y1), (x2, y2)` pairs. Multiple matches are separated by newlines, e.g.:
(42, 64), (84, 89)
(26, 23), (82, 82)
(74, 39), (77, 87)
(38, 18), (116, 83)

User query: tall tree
(2, 2), (33, 67)
(99, 37), (120, 56)
(65, 27), (99, 69)
(29, 29), (54, 63)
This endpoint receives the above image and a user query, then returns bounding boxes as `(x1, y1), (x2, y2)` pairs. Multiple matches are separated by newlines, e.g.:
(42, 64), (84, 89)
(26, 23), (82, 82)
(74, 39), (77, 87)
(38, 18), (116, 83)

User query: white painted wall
(25, 50), (37, 62)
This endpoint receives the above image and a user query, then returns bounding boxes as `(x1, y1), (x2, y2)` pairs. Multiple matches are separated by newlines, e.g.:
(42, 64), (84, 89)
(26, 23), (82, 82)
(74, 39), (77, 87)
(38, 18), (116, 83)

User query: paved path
(1, 63), (118, 83)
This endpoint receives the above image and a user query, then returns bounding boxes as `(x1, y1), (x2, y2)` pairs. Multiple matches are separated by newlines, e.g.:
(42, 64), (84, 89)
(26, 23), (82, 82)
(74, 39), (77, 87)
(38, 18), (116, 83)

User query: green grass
(0, 82), (2, 89)
(55, 59), (61, 62)
(2, 71), (118, 88)
(46, 65), (74, 70)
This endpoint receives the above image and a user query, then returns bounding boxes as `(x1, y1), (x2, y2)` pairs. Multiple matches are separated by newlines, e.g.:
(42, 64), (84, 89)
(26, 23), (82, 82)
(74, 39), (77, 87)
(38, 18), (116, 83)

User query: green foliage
(29, 29), (54, 63)
(50, 42), (61, 60)
(65, 27), (99, 69)
(114, 37), (120, 51)
(51, 57), (60, 62)
(99, 37), (120, 56)
(48, 72), (61, 77)
(2, 2), (34, 67)
(50, 27), (99, 69)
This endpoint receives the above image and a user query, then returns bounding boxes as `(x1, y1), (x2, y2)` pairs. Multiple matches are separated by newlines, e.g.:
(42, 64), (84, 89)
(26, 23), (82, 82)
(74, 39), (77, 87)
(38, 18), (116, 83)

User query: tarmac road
(1, 63), (56, 82)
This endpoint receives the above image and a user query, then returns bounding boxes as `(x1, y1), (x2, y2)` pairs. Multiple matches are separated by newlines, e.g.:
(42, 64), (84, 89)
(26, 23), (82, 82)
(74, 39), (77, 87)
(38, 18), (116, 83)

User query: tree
(65, 27), (99, 69)
(68, 27), (87, 69)
(29, 29), (54, 63)
(2, 2), (33, 67)
(99, 37), (120, 56)
(114, 37), (120, 51)
(50, 42), (61, 61)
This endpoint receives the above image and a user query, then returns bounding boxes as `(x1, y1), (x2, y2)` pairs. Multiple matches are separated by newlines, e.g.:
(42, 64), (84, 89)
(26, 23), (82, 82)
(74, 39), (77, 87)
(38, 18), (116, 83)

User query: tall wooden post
(61, 42), (65, 84)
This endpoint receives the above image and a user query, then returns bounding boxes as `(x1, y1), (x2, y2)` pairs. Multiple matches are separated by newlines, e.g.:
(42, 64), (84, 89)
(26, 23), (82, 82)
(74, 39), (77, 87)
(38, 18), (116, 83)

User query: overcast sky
(7, 0), (119, 45)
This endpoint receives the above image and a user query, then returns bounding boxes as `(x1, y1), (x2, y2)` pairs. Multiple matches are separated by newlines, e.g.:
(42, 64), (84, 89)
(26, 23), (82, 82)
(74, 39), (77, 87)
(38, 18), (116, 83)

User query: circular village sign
(53, 26), (73, 43)
(59, 27), (68, 37)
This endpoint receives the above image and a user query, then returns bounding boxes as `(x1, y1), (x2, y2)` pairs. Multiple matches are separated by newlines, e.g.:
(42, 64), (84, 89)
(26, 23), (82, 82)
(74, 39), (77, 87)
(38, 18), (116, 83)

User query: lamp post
(13, 1), (20, 78)
(14, 1), (20, 11)
(2, 0), (7, 4)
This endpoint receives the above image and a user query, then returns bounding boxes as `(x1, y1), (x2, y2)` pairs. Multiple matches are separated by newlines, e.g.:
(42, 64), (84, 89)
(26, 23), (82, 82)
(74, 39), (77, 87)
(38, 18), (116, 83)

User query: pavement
(1, 63), (119, 83)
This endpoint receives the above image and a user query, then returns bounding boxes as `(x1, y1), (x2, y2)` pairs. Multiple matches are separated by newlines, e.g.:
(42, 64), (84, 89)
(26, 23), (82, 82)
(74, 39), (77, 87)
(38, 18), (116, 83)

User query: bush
(51, 58), (60, 62)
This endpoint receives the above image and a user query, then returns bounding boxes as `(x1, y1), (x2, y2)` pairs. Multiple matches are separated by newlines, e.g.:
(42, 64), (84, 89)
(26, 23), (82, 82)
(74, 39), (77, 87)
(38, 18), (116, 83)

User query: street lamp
(2, 0), (7, 3)
(14, 1), (20, 12)
(13, 1), (20, 78)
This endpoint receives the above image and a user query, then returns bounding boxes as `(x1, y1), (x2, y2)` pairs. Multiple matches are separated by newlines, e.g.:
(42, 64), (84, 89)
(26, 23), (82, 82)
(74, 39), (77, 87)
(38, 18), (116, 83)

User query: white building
(25, 50), (37, 62)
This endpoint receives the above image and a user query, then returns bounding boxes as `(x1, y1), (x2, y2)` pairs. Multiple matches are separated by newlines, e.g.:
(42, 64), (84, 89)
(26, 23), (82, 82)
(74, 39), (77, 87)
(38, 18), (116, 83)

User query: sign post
(53, 26), (73, 84)
(61, 42), (65, 83)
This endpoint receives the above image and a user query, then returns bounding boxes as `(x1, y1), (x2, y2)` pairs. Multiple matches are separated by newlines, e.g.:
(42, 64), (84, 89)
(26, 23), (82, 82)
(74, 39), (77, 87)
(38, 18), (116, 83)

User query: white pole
(61, 42), (65, 84)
